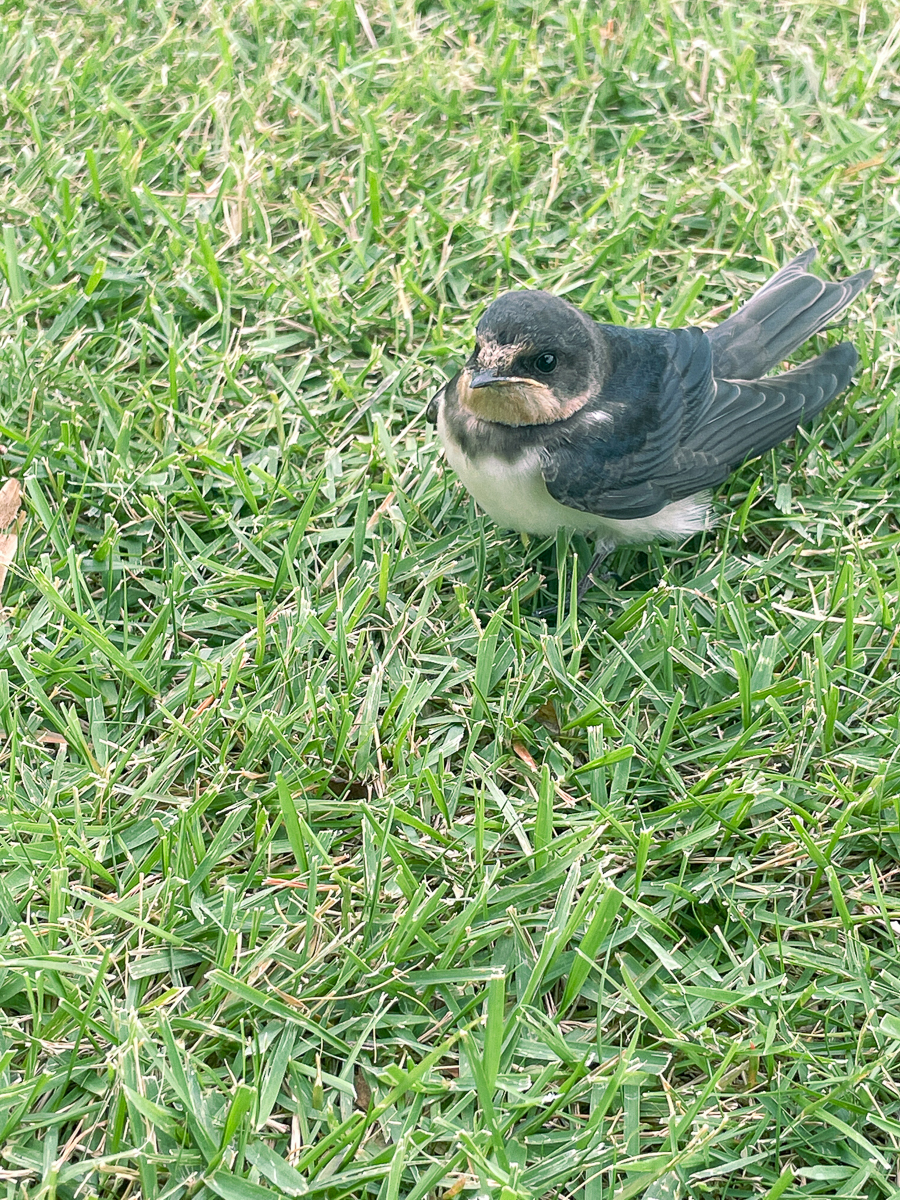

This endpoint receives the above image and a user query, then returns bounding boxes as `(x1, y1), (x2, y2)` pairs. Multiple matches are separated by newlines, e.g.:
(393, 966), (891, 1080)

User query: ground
(0, 1), (899, 1197)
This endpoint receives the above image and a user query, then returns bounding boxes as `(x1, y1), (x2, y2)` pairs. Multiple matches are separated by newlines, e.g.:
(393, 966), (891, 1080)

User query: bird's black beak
(469, 368), (511, 389)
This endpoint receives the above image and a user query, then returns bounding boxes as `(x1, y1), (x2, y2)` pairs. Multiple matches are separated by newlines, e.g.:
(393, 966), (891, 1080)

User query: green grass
(0, 0), (898, 1196)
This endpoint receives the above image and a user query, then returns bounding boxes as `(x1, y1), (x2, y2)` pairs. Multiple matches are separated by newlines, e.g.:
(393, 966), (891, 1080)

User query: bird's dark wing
(543, 326), (714, 520)
(544, 329), (858, 521)
(425, 389), (442, 424)
(707, 247), (872, 381)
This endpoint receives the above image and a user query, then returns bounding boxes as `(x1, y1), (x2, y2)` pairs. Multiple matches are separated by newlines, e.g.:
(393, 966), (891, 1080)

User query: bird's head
(457, 290), (602, 426)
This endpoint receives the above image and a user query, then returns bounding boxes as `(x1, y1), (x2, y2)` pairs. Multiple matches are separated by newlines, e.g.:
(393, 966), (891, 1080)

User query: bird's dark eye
(534, 352), (557, 374)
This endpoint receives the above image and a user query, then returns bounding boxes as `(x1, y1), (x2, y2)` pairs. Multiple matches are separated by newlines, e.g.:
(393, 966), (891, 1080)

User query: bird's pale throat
(457, 369), (587, 427)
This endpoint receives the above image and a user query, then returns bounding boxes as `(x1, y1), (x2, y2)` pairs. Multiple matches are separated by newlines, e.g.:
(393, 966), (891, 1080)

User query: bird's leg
(576, 538), (617, 601)
(534, 538), (618, 617)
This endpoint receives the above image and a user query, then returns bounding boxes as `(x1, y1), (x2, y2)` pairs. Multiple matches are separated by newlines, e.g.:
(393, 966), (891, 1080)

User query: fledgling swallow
(427, 248), (872, 592)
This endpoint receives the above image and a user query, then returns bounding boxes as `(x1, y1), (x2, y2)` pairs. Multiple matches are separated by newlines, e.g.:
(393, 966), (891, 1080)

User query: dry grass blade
(0, 476), (21, 595)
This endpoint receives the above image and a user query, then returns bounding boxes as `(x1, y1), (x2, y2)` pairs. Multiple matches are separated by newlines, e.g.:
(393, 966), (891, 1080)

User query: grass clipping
(0, 478), (21, 596)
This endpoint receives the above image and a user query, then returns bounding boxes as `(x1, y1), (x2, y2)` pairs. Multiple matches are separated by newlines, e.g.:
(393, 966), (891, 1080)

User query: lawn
(0, 0), (898, 1197)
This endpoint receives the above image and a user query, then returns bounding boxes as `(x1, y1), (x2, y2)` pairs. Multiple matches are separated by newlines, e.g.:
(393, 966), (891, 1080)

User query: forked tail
(707, 247), (872, 381)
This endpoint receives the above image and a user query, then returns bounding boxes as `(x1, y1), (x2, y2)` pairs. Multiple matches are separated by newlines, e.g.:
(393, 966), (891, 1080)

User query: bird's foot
(575, 541), (617, 601)
(532, 540), (617, 616)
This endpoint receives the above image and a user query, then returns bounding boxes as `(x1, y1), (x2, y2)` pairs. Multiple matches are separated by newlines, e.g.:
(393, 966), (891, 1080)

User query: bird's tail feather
(707, 248), (872, 381)
(770, 342), (860, 425)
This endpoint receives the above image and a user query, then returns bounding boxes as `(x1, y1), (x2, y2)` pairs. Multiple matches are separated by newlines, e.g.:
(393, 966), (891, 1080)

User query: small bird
(428, 248), (872, 595)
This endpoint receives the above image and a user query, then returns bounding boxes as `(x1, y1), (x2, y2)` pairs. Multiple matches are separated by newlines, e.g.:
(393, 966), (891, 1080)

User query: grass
(0, 0), (898, 1196)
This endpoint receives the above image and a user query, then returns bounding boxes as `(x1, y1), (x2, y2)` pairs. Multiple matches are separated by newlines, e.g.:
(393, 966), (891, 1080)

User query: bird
(427, 247), (872, 597)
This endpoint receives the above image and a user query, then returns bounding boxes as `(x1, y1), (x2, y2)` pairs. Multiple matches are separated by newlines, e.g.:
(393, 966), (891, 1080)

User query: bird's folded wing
(544, 329), (855, 521)
(543, 326), (716, 520)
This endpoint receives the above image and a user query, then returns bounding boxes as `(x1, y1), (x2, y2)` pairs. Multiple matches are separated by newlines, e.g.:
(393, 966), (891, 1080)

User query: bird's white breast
(438, 410), (711, 544)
